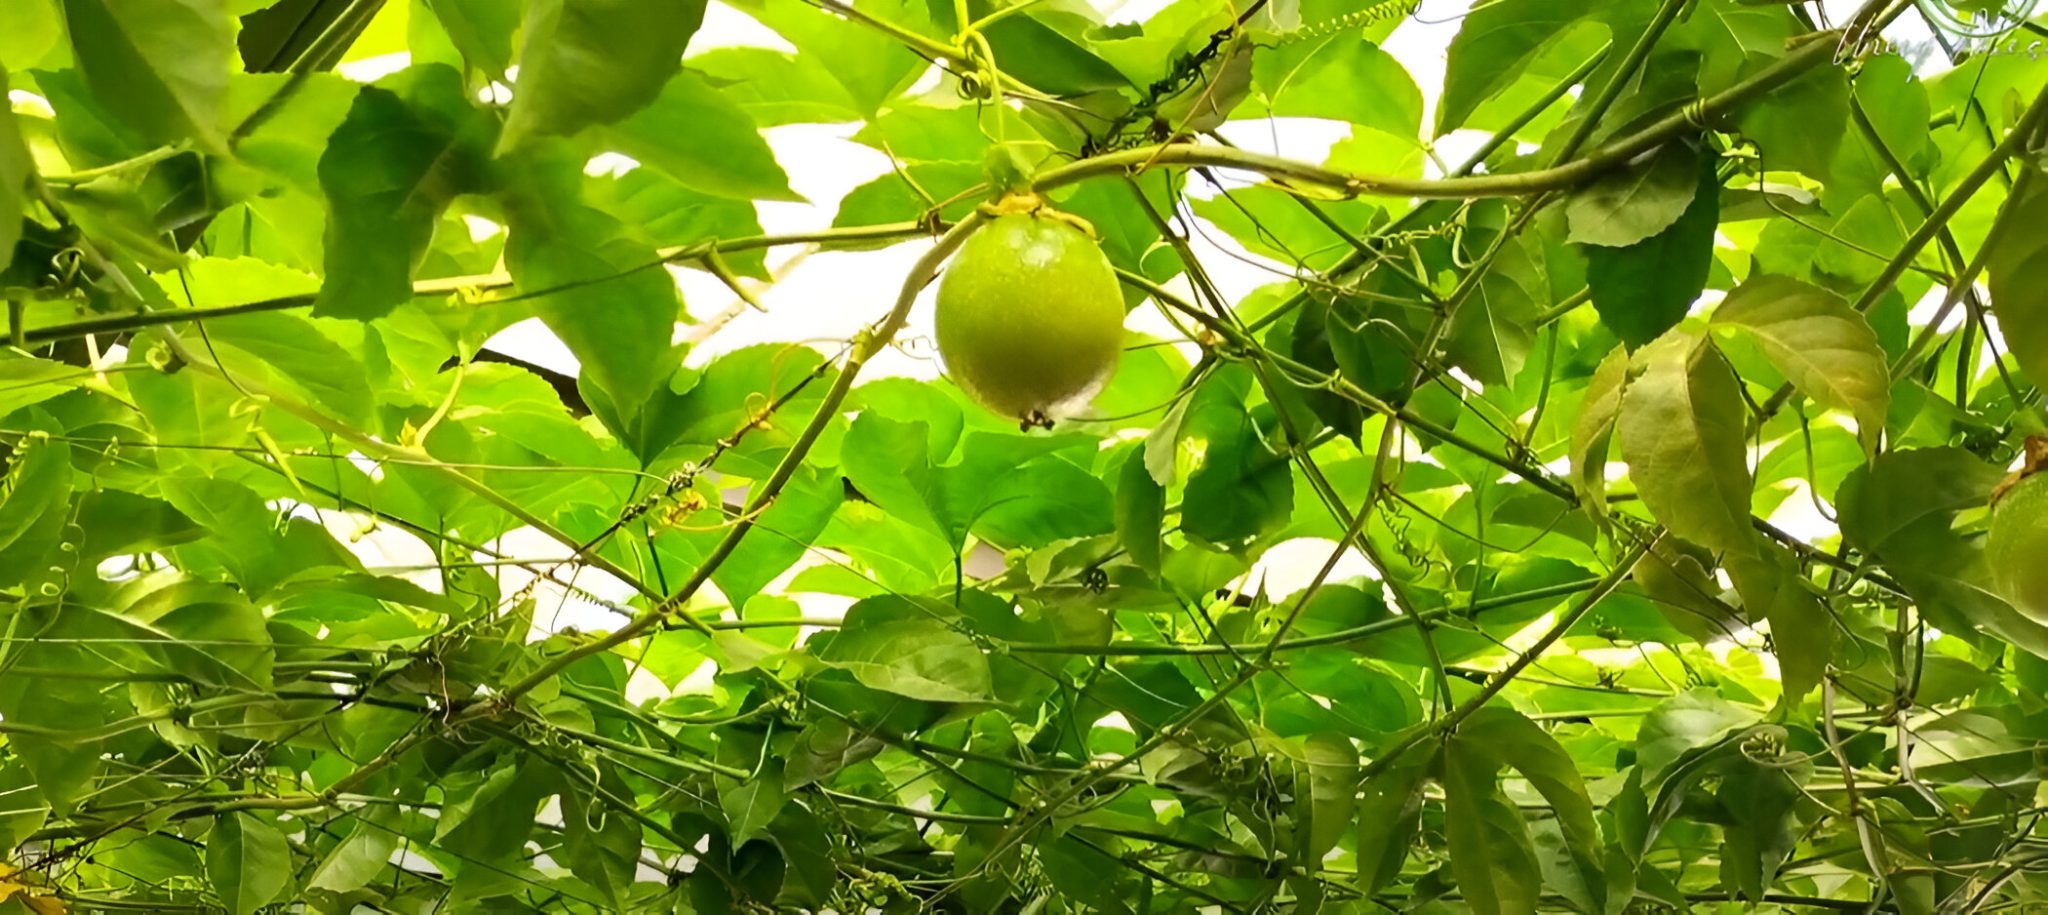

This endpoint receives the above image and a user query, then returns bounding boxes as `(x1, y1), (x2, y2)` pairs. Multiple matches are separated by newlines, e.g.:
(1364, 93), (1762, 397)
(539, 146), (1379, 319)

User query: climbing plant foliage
(1, 0), (2047, 910)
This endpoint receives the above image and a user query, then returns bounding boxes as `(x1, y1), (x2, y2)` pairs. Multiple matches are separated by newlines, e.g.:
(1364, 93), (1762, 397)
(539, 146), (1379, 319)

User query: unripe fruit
(1991, 439), (2048, 624)
(934, 208), (1124, 427)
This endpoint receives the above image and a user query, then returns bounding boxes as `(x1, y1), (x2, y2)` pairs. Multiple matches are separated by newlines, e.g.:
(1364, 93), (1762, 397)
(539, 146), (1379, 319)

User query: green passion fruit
(934, 207), (1125, 428)
(1991, 437), (2048, 624)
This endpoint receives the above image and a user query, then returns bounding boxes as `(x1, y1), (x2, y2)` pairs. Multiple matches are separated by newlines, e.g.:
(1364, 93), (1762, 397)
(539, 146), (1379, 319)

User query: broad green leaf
(419, 0), (520, 76)
(936, 0), (1131, 96)
(1633, 691), (1755, 789)
(1716, 741), (1811, 902)
(1248, 36), (1422, 138)
(604, 70), (799, 202)
(1725, 537), (1830, 704)
(1838, 448), (2048, 656)
(1636, 539), (1743, 644)
(307, 811), (399, 892)
(1734, 65), (1849, 183)
(71, 489), (204, 559)
(1114, 446), (1164, 576)
(729, 0), (931, 116)
(498, 0), (708, 151)
(1710, 274), (1889, 455)
(1570, 345), (1628, 508)
(435, 757), (557, 863)
(1179, 366), (1293, 545)
(1437, 0), (1589, 135)
(1834, 55), (1932, 193)
(60, 0), (231, 149)
(1618, 331), (1755, 554)
(204, 311), (376, 426)
(1838, 447), (2007, 556)
(1443, 731), (1543, 915)
(690, 47), (865, 125)
(206, 812), (290, 915)
(1987, 173), (2048, 387)
(0, 65), (29, 260)
(561, 768), (641, 906)
(314, 64), (497, 319)
(505, 188), (683, 429)
(718, 762), (788, 846)
(1355, 742), (1435, 894)
(0, 434), (70, 588)
(1448, 235), (1545, 386)
(1565, 144), (1700, 248)
(1457, 707), (1604, 909)
(1288, 733), (1356, 863)
(1811, 192), (1908, 287)
(121, 578), (275, 689)
(1672, 0), (1796, 95)
(0, 355), (88, 419)
(1583, 150), (1719, 348)
(816, 618), (993, 703)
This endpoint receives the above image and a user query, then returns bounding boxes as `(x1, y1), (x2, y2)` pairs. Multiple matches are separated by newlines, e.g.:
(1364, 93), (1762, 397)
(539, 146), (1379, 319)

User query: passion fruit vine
(934, 200), (1125, 428)
(1990, 437), (2048, 625)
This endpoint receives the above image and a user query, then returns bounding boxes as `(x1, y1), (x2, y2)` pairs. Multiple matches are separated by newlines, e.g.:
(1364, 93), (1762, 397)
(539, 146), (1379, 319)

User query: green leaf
(497, 0), (709, 151)
(0, 65), (30, 261)
(1987, 172), (2048, 387)
(816, 617), (993, 703)
(419, 0), (521, 77)
(1179, 366), (1293, 545)
(561, 768), (642, 906)
(1248, 36), (1422, 137)
(1716, 740), (1811, 901)
(206, 812), (290, 915)
(1456, 707), (1604, 909)
(604, 70), (799, 202)
(1733, 65), (1849, 183)
(0, 355), (88, 420)
(1582, 150), (1720, 348)
(1570, 345), (1628, 509)
(1709, 274), (1889, 455)
(1617, 330), (1755, 554)
(1114, 446), (1164, 576)
(59, 0), (232, 149)
(72, 489), (204, 559)
(719, 762), (788, 846)
(505, 184), (683, 429)
(1355, 743), (1435, 894)
(730, 0), (931, 117)
(1447, 235), (1545, 386)
(314, 64), (497, 319)
(307, 811), (399, 893)
(435, 756), (558, 863)
(1838, 449), (2048, 655)
(690, 47), (866, 125)
(1633, 691), (1755, 789)
(0, 434), (70, 589)
(1725, 537), (1830, 704)
(1437, 0), (1589, 135)
(204, 311), (376, 426)
(1443, 730), (1543, 915)
(1565, 144), (1700, 248)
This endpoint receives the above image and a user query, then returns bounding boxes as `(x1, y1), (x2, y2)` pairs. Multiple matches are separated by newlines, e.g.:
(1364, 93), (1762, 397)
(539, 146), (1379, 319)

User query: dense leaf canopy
(2, 0), (2047, 911)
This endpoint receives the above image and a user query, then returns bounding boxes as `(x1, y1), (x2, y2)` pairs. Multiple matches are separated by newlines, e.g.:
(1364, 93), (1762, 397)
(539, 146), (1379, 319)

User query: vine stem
(9, 221), (933, 347)
(1032, 30), (1845, 199)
